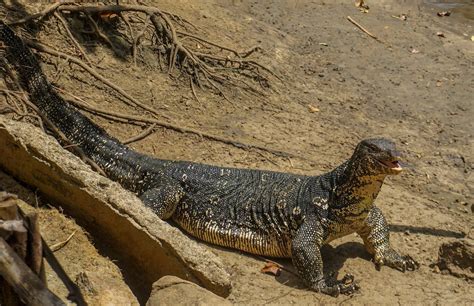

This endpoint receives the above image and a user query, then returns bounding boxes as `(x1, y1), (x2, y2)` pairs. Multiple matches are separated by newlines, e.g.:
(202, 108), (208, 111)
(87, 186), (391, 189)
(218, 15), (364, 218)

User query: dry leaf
(261, 262), (282, 276)
(308, 105), (320, 113)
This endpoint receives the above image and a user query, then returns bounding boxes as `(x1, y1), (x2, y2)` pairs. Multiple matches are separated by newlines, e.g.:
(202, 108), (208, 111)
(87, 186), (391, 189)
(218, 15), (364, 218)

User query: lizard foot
(375, 249), (419, 272)
(312, 273), (360, 297)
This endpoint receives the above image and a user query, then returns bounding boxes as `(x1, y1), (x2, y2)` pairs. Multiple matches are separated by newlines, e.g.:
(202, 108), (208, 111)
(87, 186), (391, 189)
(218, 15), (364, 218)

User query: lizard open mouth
(378, 159), (403, 172)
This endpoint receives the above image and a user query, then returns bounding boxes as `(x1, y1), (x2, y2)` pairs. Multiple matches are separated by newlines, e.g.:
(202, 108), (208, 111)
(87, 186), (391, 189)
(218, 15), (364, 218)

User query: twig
(123, 123), (157, 144)
(347, 16), (378, 40)
(85, 13), (116, 51)
(53, 11), (93, 67)
(190, 76), (201, 104)
(50, 231), (77, 252)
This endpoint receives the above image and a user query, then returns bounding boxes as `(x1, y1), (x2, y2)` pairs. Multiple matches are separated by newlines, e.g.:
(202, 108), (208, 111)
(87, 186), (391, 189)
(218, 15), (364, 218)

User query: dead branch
(347, 16), (378, 40)
(176, 30), (241, 57)
(190, 76), (201, 104)
(132, 15), (150, 66)
(0, 199), (66, 306)
(0, 238), (65, 306)
(25, 214), (46, 282)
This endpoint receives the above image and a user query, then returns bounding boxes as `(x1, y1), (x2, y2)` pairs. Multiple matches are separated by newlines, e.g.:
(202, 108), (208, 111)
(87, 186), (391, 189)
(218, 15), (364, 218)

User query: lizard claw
(341, 273), (354, 284)
(338, 273), (359, 295)
(402, 255), (419, 272)
(312, 273), (360, 297)
(375, 249), (420, 272)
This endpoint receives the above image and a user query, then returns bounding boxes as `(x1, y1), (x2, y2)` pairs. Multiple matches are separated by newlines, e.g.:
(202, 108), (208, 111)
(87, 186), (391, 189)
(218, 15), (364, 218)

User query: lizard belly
(172, 204), (292, 258)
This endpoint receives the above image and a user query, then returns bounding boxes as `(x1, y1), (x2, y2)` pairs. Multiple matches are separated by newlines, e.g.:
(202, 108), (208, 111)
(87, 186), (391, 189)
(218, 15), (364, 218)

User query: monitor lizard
(0, 22), (418, 296)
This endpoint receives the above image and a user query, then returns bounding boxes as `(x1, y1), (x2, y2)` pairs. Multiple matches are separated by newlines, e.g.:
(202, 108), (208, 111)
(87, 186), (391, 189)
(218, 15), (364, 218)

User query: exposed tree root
(1, 3), (307, 170)
(8, 3), (279, 100)
(52, 85), (309, 162)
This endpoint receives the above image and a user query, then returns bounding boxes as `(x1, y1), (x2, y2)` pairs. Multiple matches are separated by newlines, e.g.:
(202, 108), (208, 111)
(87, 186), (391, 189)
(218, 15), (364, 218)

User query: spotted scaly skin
(0, 23), (418, 296)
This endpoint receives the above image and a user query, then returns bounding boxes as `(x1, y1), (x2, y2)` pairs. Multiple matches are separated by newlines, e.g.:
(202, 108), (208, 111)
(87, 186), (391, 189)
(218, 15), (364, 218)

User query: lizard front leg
(357, 206), (418, 272)
(291, 217), (359, 296)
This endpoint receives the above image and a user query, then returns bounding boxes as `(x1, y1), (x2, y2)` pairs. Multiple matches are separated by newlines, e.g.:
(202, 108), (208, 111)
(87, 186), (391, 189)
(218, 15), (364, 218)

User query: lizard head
(353, 138), (403, 175)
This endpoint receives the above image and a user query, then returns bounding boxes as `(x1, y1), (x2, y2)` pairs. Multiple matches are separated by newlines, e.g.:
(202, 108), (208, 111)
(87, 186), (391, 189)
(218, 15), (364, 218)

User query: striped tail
(0, 22), (151, 191)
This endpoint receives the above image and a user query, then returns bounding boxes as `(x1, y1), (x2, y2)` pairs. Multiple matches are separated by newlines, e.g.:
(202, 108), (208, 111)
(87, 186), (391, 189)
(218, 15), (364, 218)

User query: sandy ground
(0, 0), (473, 304)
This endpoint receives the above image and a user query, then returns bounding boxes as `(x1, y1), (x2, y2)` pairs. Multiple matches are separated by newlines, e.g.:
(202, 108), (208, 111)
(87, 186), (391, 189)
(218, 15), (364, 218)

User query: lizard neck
(331, 158), (387, 213)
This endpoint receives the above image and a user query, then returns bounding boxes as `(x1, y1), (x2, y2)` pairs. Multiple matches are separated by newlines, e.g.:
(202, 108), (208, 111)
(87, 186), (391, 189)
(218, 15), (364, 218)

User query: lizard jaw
(378, 159), (403, 174)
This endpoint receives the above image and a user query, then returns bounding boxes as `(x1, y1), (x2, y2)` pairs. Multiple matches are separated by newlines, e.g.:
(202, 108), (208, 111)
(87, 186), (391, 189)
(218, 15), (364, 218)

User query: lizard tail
(0, 21), (114, 147)
(0, 22), (135, 173)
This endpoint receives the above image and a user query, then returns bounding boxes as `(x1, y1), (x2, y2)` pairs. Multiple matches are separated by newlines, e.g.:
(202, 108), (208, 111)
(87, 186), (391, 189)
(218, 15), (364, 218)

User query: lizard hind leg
(139, 181), (185, 220)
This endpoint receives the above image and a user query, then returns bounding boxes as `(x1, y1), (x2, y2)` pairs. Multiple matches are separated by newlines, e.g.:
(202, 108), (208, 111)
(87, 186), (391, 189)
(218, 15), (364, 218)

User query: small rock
(437, 239), (474, 281)
(404, 230), (411, 236)
(433, 265), (440, 273)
